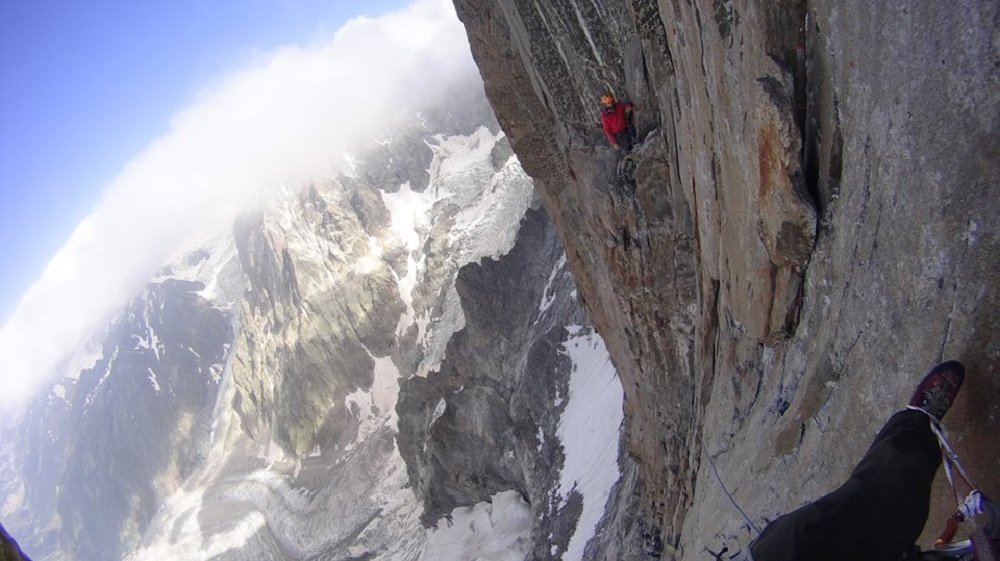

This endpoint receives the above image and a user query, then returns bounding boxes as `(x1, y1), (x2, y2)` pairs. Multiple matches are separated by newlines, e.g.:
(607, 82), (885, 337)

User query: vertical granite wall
(452, 1), (999, 556)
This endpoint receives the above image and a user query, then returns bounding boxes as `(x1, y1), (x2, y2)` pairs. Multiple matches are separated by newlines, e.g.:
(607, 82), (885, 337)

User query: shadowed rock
(1, 522), (31, 561)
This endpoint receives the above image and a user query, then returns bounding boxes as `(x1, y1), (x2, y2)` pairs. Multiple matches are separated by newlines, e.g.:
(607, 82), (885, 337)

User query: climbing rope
(909, 406), (1000, 560)
(907, 405), (977, 505)
(698, 430), (763, 536)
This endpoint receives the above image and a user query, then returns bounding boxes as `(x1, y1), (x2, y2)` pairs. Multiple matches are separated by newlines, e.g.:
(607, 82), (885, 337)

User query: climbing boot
(908, 360), (965, 421)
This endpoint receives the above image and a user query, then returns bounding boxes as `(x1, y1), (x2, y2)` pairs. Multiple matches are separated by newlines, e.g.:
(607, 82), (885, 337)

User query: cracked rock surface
(453, 0), (999, 557)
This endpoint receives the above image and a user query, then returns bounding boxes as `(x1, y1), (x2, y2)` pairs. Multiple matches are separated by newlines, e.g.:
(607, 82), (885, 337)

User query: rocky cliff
(1, 521), (30, 561)
(4, 4), (996, 558)
(453, 0), (999, 557)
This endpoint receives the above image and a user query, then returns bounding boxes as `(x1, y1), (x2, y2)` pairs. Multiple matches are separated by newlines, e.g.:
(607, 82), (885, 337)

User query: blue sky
(0, 0), (477, 413)
(0, 0), (409, 322)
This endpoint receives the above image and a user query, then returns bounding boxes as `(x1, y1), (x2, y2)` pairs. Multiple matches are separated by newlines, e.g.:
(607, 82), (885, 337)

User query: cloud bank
(0, 0), (479, 414)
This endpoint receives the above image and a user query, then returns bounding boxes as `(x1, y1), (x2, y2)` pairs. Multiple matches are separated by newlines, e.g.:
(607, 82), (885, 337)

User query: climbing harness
(615, 122), (641, 183)
(616, 152), (638, 183)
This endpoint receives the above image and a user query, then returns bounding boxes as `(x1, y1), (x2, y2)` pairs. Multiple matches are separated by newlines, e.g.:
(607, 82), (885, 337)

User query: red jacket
(600, 101), (633, 144)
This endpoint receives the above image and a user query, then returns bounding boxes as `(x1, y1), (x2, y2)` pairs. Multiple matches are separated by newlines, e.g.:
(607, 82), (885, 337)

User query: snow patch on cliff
(382, 180), (436, 337)
(420, 490), (532, 561)
(345, 354), (402, 451)
(156, 229), (242, 307)
(539, 254), (567, 313)
(438, 128), (534, 262)
(556, 326), (624, 561)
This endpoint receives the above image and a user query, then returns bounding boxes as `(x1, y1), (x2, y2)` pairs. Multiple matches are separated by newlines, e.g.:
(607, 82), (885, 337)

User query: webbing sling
(909, 405), (999, 560)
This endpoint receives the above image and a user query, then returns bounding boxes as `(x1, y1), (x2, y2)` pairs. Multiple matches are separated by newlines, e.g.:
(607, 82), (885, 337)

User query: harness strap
(908, 405), (1000, 558)
(961, 491), (987, 520)
(907, 405), (977, 504)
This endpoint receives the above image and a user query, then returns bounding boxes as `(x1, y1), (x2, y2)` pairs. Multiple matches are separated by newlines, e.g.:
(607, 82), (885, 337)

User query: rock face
(5, 6), (995, 556)
(230, 180), (406, 458)
(1, 521), (31, 561)
(453, 0), (999, 557)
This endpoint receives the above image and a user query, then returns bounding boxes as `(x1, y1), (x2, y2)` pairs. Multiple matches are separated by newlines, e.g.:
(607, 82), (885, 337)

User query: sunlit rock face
(453, 0), (999, 557)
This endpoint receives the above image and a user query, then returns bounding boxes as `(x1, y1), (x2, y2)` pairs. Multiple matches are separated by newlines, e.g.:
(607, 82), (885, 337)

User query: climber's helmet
(601, 93), (615, 108)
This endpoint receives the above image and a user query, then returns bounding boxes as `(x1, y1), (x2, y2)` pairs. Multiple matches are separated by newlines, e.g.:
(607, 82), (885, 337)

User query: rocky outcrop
(227, 88), (506, 459)
(397, 208), (588, 549)
(231, 179), (406, 457)
(453, 0), (999, 557)
(1, 521), (31, 561)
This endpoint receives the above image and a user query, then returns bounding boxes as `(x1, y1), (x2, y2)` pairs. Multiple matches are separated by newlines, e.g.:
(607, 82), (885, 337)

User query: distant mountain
(7, 270), (235, 561)
(1, 78), (630, 561)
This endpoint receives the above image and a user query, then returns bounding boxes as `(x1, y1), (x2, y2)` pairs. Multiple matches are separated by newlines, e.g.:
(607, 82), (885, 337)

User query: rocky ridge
(211, 84), (627, 559)
(453, 0), (999, 557)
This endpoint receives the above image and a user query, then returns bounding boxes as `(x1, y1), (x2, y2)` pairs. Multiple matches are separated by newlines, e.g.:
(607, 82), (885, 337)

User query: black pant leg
(614, 130), (633, 152)
(750, 410), (941, 561)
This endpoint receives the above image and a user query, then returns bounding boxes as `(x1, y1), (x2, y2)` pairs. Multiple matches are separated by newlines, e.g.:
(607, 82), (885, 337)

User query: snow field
(420, 490), (533, 561)
(556, 326), (624, 561)
(381, 126), (533, 375)
(344, 353), (402, 452)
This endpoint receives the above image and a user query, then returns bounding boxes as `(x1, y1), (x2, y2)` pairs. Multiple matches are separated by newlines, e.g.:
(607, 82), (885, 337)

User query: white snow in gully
(420, 490), (533, 561)
(556, 326), (625, 561)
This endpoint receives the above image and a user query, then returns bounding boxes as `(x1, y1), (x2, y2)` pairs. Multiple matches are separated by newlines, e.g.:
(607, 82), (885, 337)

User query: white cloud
(0, 0), (479, 415)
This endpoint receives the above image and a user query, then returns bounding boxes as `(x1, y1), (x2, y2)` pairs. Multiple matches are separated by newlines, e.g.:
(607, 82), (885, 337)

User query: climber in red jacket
(600, 92), (635, 151)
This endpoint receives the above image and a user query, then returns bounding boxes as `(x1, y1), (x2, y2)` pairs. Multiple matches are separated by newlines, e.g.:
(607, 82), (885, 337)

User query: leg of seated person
(749, 409), (940, 561)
